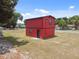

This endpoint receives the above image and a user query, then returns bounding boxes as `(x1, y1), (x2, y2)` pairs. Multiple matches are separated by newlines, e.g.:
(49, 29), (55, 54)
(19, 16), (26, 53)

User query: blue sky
(16, 0), (79, 19)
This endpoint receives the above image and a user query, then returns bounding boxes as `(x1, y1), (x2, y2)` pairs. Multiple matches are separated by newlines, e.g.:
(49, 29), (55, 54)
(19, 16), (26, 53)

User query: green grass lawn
(3, 29), (79, 59)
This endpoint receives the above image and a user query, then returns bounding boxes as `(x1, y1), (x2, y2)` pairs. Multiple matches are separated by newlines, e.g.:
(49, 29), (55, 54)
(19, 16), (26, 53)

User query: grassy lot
(2, 29), (79, 59)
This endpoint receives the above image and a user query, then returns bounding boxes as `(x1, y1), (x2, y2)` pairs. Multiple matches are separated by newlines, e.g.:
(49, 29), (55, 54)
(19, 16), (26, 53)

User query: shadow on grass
(4, 36), (29, 47)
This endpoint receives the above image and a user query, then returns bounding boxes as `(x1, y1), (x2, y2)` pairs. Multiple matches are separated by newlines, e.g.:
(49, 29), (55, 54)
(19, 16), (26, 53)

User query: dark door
(37, 30), (40, 38)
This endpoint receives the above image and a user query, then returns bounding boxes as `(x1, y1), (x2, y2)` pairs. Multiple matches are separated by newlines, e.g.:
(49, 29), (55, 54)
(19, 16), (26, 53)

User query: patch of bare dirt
(0, 48), (31, 59)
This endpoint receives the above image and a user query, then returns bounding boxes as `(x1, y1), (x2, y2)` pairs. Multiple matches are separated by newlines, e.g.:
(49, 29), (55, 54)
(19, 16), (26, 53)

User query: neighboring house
(67, 25), (74, 30)
(19, 24), (25, 28)
(56, 24), (75, 30)
(16, 19), (25, 28)
(55, 25), (60, 30)
(25, 15), (55, 39)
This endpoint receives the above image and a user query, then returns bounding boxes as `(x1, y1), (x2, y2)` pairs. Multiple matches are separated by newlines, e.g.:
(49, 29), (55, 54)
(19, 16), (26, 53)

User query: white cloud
(21, 13), (31, 17)
(69, 5), (75, 9)
(25, 13), (31, 16)
(21, 8), (79, 20)
(21, 13), (33, 19)
(34, 9), (50, 14)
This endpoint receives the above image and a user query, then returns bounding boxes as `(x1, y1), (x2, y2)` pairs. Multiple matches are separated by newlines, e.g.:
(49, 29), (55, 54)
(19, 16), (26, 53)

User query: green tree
(69, 15), (79, 30)
(55, 18), (61, 25)
(0, 0), (19, 24)
(58, 18), (67, 30)
(4, 12), (23, 28)
(63, 17), (68, 24)
(11, 12), (22, 28)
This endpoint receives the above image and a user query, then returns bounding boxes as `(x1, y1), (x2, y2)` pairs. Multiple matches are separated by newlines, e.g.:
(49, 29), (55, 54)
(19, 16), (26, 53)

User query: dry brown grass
(3, 29), (79, 59)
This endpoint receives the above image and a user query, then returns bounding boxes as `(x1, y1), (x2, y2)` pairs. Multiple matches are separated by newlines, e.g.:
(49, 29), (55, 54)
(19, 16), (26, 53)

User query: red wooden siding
(26, 18), (43, 29)
(26, 15), (55, 39)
